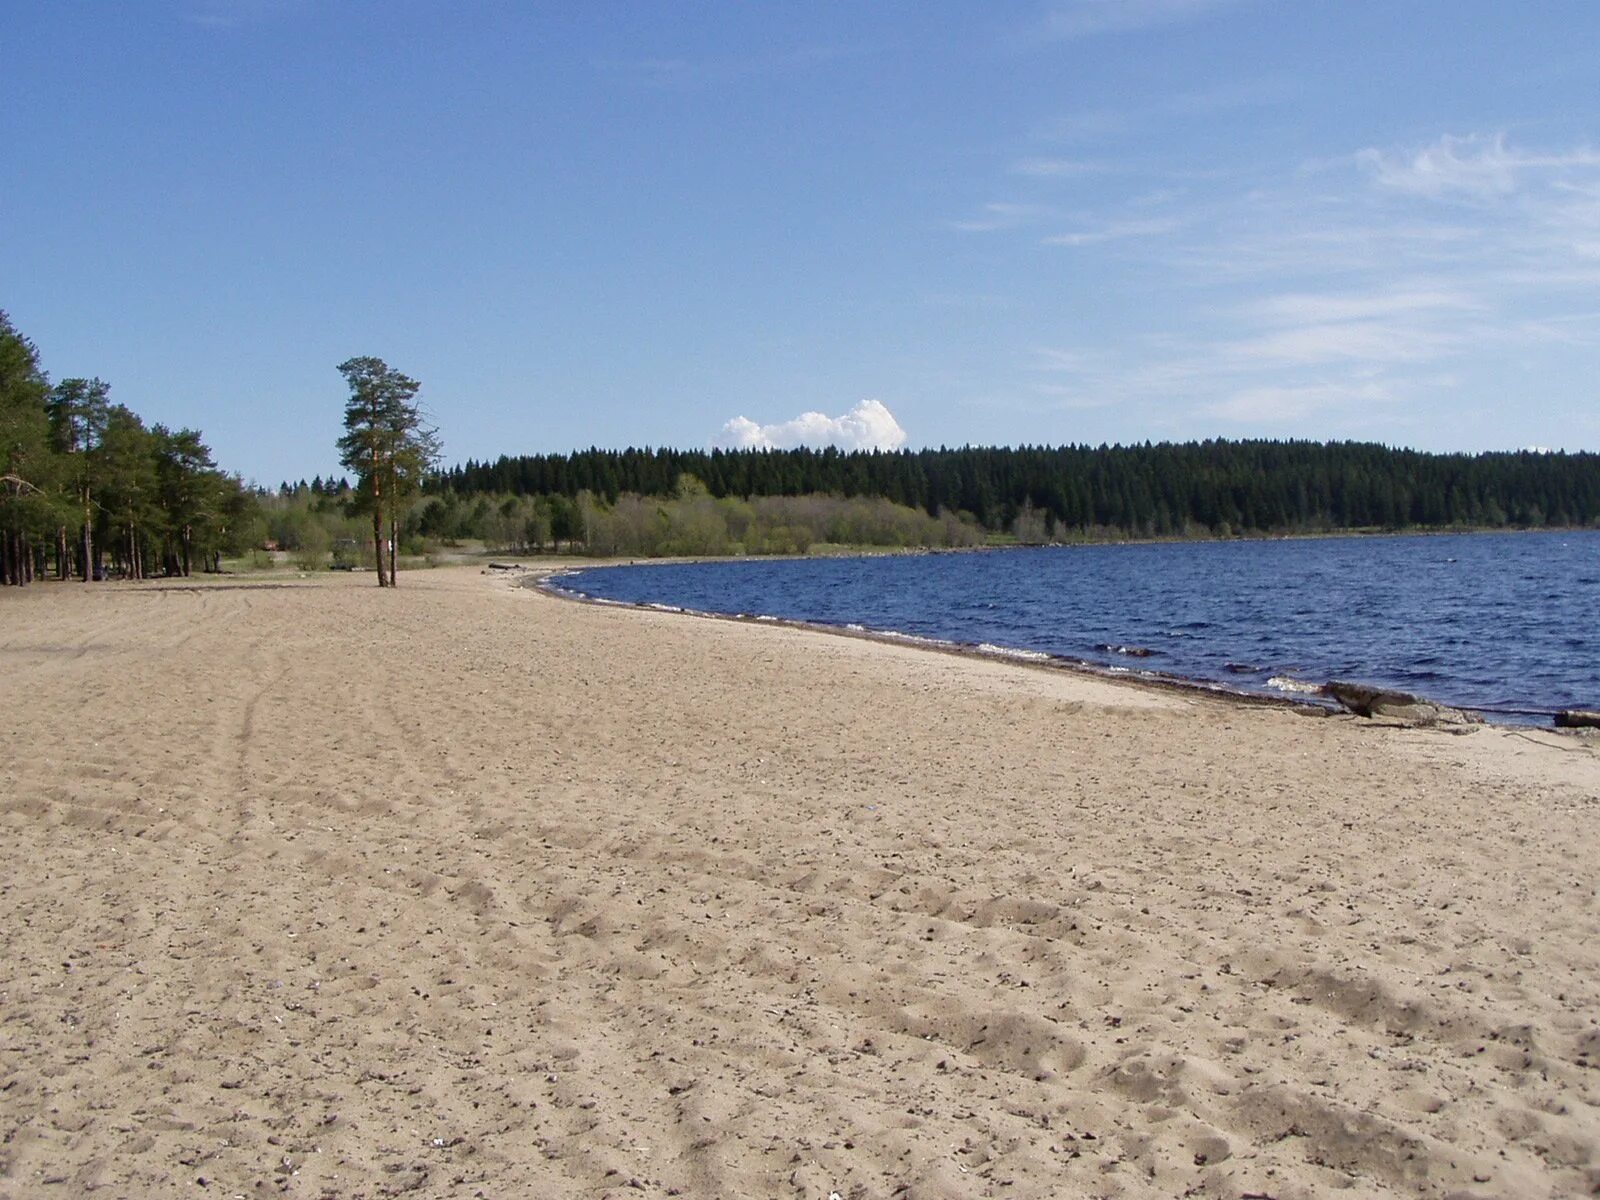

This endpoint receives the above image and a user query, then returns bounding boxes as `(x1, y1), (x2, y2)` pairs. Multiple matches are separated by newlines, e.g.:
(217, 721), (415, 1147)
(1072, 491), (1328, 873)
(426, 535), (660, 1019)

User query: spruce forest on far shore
(415, 441), (1600, 551)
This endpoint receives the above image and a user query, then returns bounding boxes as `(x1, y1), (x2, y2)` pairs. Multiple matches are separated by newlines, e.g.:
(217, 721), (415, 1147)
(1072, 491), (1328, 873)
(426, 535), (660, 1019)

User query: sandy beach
(2, 565), (1598, 1199)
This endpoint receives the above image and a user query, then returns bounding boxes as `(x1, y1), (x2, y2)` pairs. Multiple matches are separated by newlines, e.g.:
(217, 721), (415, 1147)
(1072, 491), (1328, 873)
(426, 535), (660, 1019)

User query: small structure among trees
(335, 356), (440, 587)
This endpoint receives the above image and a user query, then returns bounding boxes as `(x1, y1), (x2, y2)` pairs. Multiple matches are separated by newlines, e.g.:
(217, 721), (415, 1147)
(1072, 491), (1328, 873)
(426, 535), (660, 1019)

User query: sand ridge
(2, 566), (1598, 1198)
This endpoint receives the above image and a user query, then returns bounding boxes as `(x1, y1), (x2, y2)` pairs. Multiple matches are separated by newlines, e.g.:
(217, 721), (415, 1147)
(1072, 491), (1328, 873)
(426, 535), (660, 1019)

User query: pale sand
(3, 566), (1599, 1199)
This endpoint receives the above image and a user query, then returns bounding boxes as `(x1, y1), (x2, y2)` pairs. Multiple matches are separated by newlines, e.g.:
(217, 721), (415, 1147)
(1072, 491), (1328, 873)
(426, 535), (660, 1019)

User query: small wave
(845, 623), (867, 632)
(645, 603), (684, 613)
(1100, 643), (1156, 658)
(879, 630), (944, 646)
(1267, 675), (1323, 695)
(976, 643), (1053, 662)
(1223, 662), (1260, 674)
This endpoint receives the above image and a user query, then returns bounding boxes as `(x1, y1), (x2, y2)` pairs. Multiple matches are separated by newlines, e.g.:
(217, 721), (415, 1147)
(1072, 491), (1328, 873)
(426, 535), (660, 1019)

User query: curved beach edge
(515, 560), (1595, 732)
(523, 565), (1345, 721)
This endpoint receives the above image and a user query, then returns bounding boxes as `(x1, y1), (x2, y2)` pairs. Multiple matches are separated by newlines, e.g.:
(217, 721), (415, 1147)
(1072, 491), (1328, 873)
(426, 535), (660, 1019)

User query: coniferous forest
(0, 311), (256, 585)
(432, 441), (1600, 542)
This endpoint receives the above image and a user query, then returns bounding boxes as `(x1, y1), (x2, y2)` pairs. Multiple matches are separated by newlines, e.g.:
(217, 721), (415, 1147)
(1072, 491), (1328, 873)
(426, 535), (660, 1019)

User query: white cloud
(1358, 132), (1600, 200)
(1011, 157), (1114, 178)
(719, 400), (908, 451)
(1028, 346), (1104, 373)
(1204, 381), (1393, 423)
(959, 127), (1600, 446)
(1026, 383), (1117, 410)
(1221, 321), (1458, 367)
(1039, 0), (1252, 40)
(1243, 286), (1480, 325)
(947, 202), (1057, 233)
(1043, 217), (1180, 246)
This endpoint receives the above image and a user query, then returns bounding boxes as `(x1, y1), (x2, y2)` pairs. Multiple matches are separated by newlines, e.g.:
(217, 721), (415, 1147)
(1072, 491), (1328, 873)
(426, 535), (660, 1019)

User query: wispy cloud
(182, 0), (304, 29)
(1357, 132), (1600, 200)
(1011, 157), (1116, 178)
(1042, 216), (1181, 246)
(1242, 286), (1482, 326)
(947, 202), (1059, 233)
(963, 129), (1600, 444)
(1030, 79), (1287, 149)
(597, 43), (876, 89)
(1036, 0), (1257, 41)
(1204, 381), (1393, 423)
(1027, 347), (1106, 373)
(1165, 76), (1292, 116)
(1220, 321), (1460, 368)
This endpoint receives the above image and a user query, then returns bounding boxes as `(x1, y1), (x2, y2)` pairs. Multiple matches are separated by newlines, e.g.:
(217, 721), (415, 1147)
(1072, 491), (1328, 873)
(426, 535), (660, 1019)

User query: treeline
(568, 482), (981, 556)
(435, 441), (1600, 538)
(0, 311), (256, 585)
(262, 477), (978, 560)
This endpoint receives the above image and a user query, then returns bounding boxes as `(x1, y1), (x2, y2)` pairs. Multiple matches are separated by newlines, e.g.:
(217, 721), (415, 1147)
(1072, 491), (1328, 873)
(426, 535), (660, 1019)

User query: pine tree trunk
(80, 499), (93, 582)
(387, 512), (398, 587)
(371, 505), (387, 587)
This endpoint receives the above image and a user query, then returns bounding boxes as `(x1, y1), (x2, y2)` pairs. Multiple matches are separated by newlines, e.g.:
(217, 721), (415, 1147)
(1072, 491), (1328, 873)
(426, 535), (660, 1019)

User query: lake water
(553, 531), (1600, 721)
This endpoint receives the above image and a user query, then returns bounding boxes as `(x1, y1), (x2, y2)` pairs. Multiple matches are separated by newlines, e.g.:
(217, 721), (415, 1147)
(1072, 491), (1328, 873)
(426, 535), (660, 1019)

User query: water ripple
(558, 531), (1600, 723)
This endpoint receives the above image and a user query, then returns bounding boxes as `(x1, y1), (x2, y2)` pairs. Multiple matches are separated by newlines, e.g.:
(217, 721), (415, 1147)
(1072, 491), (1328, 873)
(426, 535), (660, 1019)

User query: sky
(4, 1), (1599, 486)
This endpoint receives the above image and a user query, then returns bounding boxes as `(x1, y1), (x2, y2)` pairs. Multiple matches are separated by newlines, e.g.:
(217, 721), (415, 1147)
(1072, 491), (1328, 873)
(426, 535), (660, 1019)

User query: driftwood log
(1555, 710), (1600, 730)
(1323, 681), (1480, 727)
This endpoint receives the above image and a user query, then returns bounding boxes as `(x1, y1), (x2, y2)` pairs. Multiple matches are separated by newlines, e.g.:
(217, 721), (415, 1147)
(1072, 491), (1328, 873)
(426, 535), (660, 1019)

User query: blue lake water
(554, 531), (1600, 721)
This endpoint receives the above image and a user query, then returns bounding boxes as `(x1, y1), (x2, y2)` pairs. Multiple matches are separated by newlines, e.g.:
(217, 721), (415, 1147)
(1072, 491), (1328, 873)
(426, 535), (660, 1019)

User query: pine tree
(335, 356), (439, 586)
(46, 377), (111, 580)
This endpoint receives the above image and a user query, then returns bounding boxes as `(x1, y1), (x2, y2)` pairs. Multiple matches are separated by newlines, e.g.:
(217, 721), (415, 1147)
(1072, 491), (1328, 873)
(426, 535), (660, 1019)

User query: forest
(0, 312), (256, 585)
(267, 438), (1600, 563)
(8, 303), (1600, 584)
(433, 440), (1600, 543)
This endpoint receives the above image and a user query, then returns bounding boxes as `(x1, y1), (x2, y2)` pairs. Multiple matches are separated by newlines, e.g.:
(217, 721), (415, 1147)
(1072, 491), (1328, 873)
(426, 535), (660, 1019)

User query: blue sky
(4, 1), (1599, 485)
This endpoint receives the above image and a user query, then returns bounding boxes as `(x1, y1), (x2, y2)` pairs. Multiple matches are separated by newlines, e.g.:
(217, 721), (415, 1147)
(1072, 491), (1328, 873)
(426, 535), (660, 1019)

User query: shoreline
(529, 554), (1591, 731)
(527, 567), (1344, 722)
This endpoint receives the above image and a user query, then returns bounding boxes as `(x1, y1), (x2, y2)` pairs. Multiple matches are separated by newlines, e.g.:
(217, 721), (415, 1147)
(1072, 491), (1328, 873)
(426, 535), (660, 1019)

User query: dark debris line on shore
(525, 569), (1600, 735)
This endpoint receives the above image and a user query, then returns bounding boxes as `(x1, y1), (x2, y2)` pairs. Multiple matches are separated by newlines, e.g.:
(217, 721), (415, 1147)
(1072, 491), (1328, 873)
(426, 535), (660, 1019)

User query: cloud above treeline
(719, 400), (908, 452)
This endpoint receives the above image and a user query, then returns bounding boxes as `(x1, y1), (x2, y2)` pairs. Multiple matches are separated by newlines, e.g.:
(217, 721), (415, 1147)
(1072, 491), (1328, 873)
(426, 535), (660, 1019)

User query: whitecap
(976, 643), (1053, 662)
